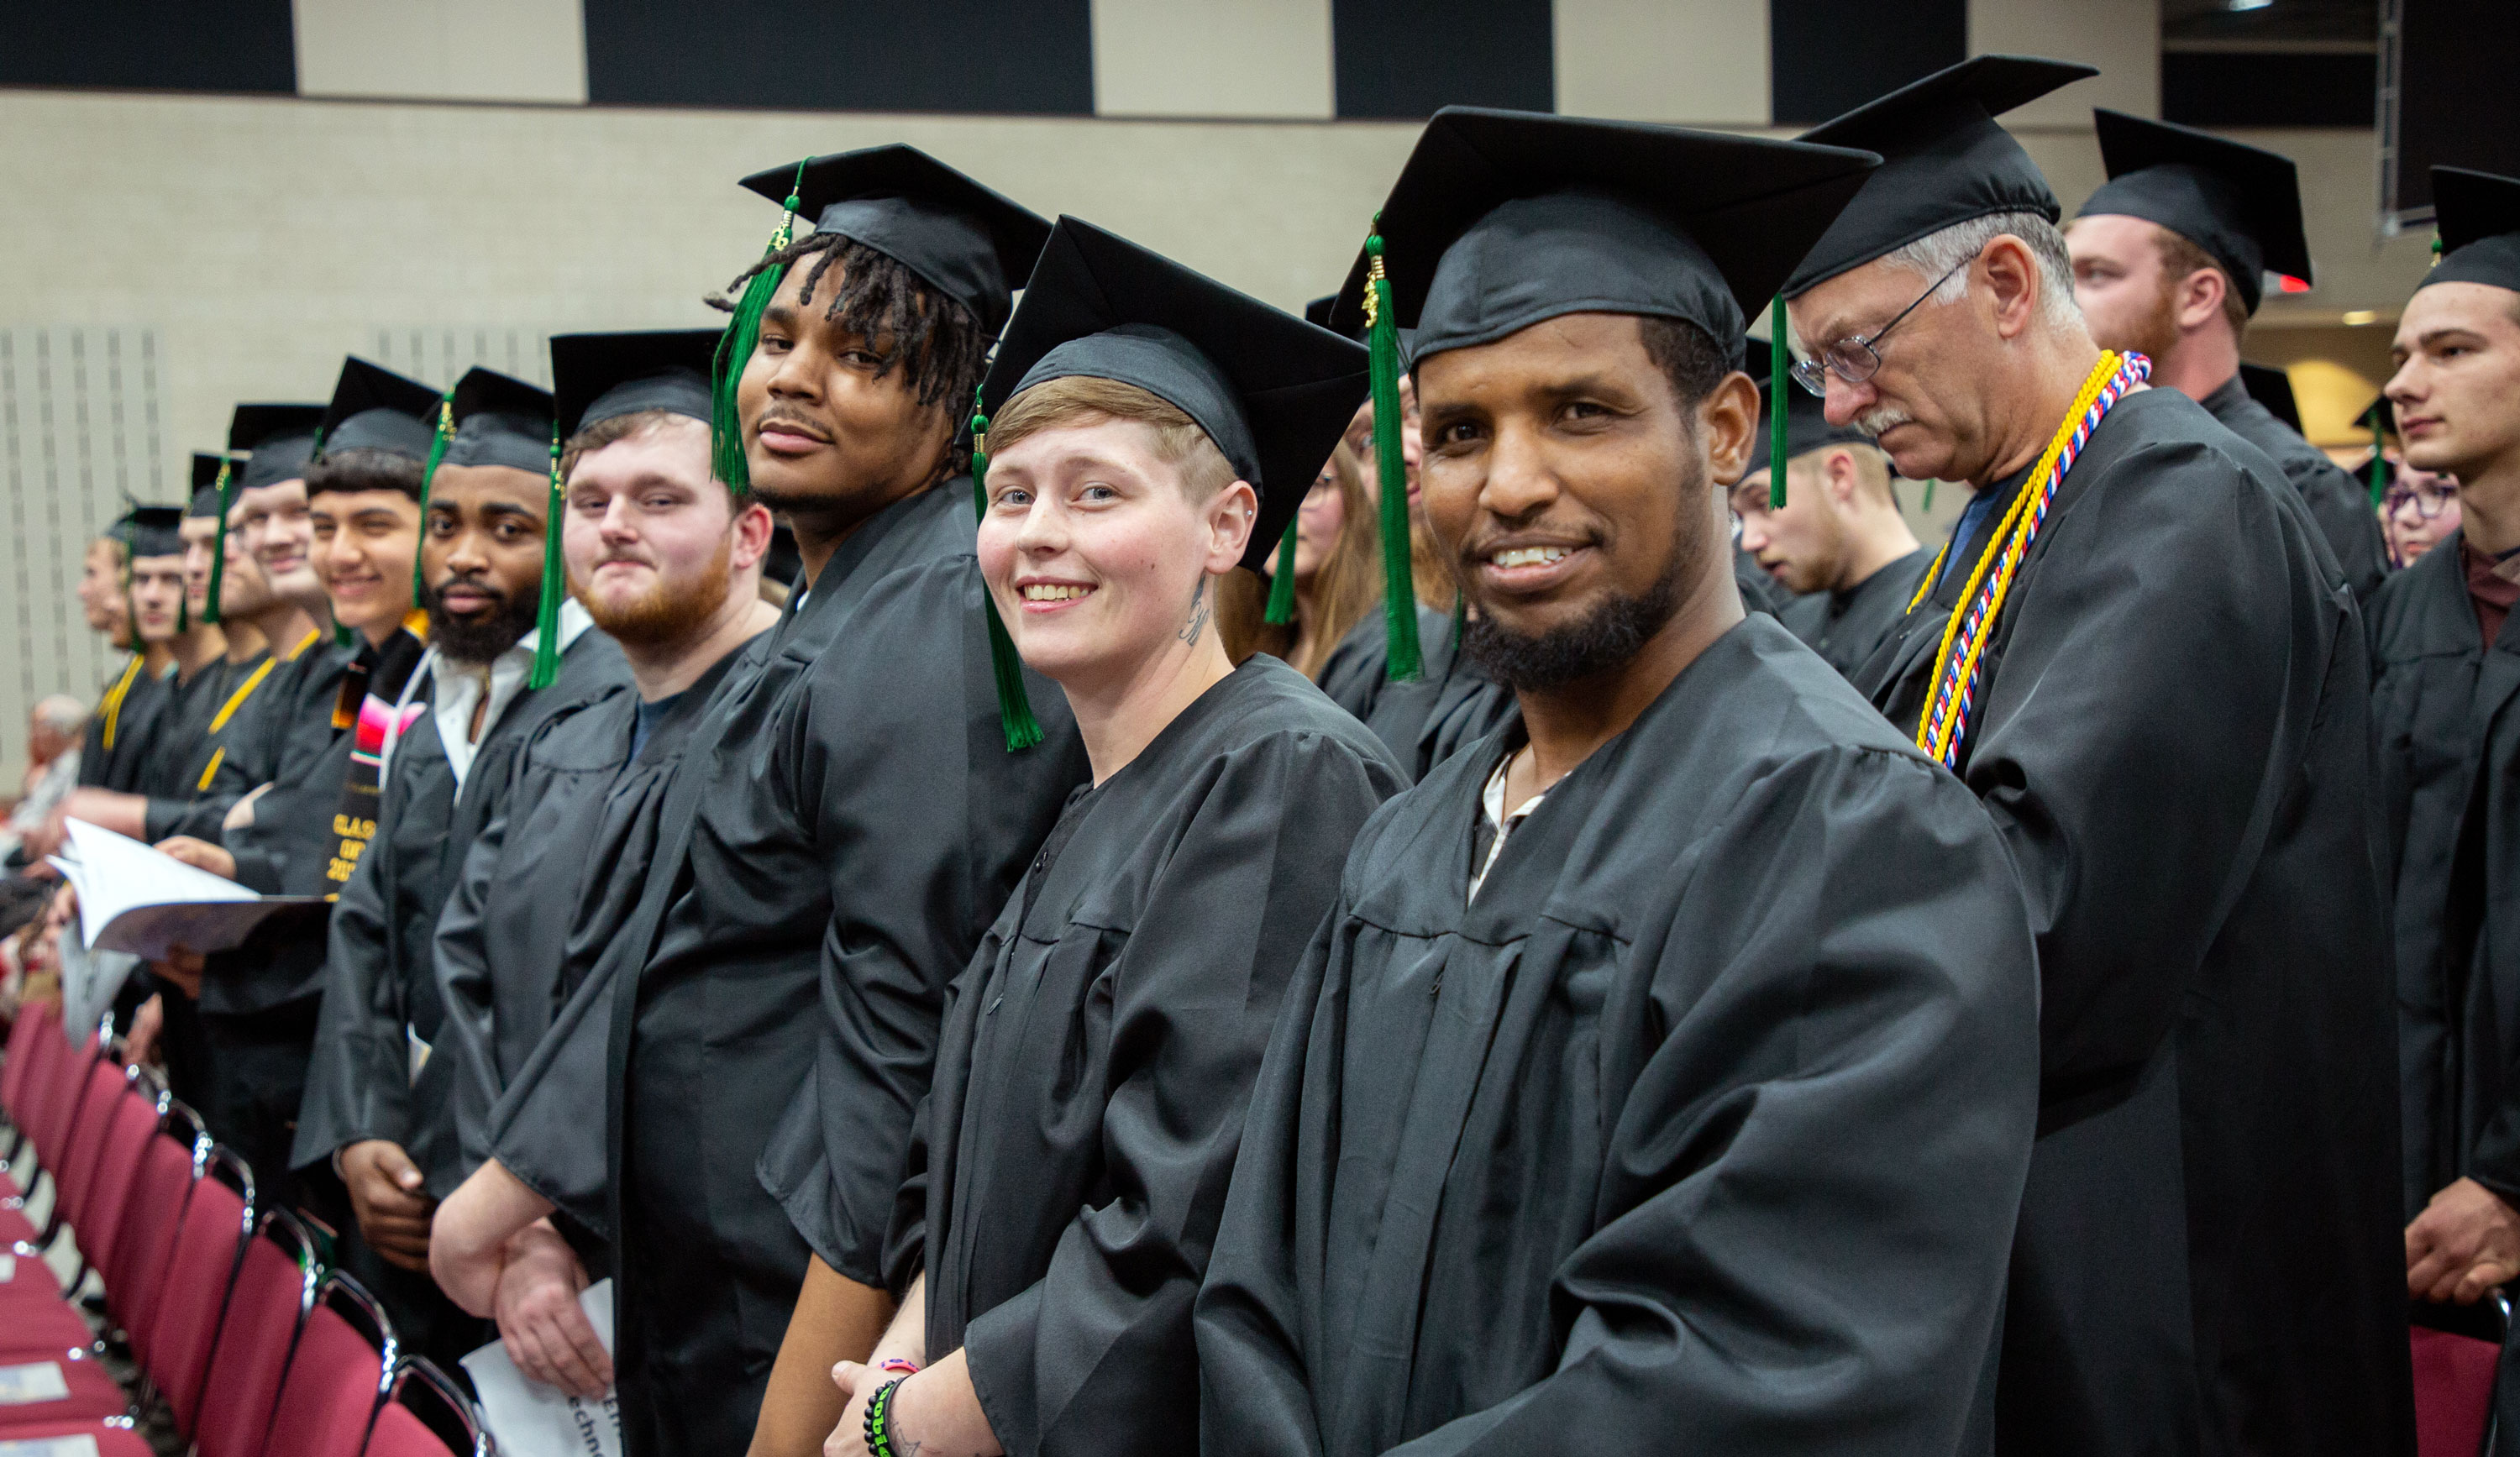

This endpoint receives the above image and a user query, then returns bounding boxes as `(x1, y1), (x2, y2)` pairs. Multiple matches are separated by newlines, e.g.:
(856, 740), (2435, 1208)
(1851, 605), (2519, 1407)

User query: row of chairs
(0, 999), (492, 1456)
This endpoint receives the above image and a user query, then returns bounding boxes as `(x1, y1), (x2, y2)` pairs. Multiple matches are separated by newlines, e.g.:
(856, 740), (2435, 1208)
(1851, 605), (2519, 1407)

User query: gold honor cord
(100, 655), (144, 752)
(1913, 350), (2127, 763)
(209, 654), (278, 733)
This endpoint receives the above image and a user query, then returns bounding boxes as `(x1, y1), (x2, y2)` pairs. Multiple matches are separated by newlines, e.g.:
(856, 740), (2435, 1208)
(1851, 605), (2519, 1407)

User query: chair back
(50, 1051), (129, 1233)
(107, 1100), (208, 1358)
(149, 1145), (255, 1434)
(264, 1271), (395, 1457)
(194, 1204), (320, 1457)
(368, 1356), (490, 1457)
(1, 999), (57, 1120)
(2412, 1296), (2509, 1457)
(74, 1070), (160, 1281)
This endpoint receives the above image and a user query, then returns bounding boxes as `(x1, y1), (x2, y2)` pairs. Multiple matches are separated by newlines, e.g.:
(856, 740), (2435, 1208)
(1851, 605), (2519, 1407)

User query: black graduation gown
(1316, 602), (1452, 726)
(76, 657), (170, 793)
(430, 651), (740, 1199)
(144, 647), (281, 842)
(290, 628), (630, 1179)
(1195, 616), (2040, 1456)
(2201, 373), (2387, 603)
(1357, 608), (1513, 784)
(890, 657), (1403, 1454)
(1860, 387), (2410, 1457)
(134, 657), (230, 799)
(1776, 546), (1931, 679)
(488, 484), (1089, 1457)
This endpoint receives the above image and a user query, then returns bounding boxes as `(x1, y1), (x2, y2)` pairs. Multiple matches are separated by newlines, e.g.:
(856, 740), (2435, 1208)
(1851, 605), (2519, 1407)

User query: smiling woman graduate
(826, 218), (1403, 1457)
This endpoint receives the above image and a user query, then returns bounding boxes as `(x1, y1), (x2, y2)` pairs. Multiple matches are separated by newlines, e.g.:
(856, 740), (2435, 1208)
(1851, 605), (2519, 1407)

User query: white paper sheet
(0, 1360), (71, 1405)
(461, 1279), (622, 1457)
(53, 926), (137, 1053)
(48, 820), (324, 962)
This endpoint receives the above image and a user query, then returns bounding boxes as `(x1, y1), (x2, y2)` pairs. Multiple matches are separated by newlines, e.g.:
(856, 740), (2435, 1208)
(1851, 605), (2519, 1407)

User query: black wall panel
(585, 0), (1095, 115)
(1767, 0), (1964, 125)
(0, 1), (295, 94)
(2384, 0), (2520, 218)
(2163, 50), (2375, 128)
(1334, 0), (1553, 119)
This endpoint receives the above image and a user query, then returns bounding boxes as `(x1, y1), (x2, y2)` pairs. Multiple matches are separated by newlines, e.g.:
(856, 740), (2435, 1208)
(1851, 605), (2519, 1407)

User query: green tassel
(969, 399), (1043, 752)
(1924, 480), (1936, 511)
(1364, 223), (1422, 684)
(203, 459), (235, 625)
(1768, 297), (1789, 511)
(713, 163), (807, 495)
(413, 394), (454, 602)
(333, 621), (354, 648)
(528, 432), (564, 691)
(1263, 518), (1299, 625)
(2368, 403), (2389, 508)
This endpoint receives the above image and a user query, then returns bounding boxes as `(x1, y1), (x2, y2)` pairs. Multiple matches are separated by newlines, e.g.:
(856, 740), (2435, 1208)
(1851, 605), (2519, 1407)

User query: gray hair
(31, 694), (86, 736)
(1878, 210), (2084, 331)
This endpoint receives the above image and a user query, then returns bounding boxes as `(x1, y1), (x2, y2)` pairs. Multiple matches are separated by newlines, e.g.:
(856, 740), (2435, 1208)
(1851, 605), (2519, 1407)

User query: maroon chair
(149, 1146), (256, 1434)
(364, 1357), (489, 1457)
(264, 1274), (395, 1457)
(49, 1055), (129, 1242)
(106, 1101), (208, 1371)
(192, 1207), (320, 1457)
(0, 1001), (58, 1140)
(63, 1070), (158, 1288)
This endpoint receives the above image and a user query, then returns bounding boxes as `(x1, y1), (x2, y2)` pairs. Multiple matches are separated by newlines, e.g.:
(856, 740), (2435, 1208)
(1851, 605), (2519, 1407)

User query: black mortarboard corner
(1783, 55), (2097, 299)
(2356, 393), (2397, 506)
(2239, 363), (2302, 432)
(118, 505), (186, 561)
(970, 216), (1371, 751)
(2422, 168), (2520, 294)
(1743, 338), (1879, 476)
(313, 357), (440, 467)
(713, 148), (1053, 495)
(229, 404), (325, 492)
(1330, 106), (1880, 637)
(2079, 111), (2309, 315)
(552, 329), (721, 442)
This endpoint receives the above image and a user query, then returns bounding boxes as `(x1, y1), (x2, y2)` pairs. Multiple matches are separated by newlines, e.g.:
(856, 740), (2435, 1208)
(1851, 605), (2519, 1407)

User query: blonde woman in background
(1220, 442), (1383, 683)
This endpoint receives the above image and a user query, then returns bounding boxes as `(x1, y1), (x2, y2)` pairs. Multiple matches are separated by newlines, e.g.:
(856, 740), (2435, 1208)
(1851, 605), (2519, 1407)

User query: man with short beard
(1199, 106), (2040, 1456)
(2368, 170), (2520, 1336)
(426, 329), (780, 1401)
(292, 366), (627, 1368)
(1785, 56), (2407, 1454)
(429, 149), (1089, 1457)
(2067, 111), (2386, 600)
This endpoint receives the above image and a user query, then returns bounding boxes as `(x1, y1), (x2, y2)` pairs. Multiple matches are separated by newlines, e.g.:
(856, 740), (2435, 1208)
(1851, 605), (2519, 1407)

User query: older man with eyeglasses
(1780, 56), (2411, 1457)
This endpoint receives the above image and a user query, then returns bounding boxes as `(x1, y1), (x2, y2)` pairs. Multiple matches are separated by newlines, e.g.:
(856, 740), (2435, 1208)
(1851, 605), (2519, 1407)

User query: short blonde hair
(987, 375), (1237, 501)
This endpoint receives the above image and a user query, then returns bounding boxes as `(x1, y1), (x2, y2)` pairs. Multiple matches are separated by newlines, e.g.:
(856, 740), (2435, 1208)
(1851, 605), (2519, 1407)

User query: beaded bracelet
(864, 1376), (907, 1457)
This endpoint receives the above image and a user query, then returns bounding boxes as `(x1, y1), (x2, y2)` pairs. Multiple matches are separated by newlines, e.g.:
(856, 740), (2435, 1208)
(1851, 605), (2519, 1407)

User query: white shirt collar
(383, 598), (593, 791)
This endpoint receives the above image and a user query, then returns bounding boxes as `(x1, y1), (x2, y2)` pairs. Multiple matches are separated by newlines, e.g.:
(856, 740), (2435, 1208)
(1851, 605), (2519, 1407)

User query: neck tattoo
(1179, 576), (1211, 646)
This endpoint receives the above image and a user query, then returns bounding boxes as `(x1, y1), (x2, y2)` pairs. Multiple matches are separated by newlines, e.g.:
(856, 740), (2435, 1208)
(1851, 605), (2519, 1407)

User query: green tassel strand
(1768, 296), (1789, 511)
(969, 400), (1043, 752)
(1924, 480), (1936, 511)
(1263, 518), (1299, 625)
(713, 163), (807, 495)
(528, 432), (564, 691)
(2368, 404), (2389, 508)
(203, 459), (236, 625)
(414, 393), (454, 602)
(1364, 223), (1422, 684)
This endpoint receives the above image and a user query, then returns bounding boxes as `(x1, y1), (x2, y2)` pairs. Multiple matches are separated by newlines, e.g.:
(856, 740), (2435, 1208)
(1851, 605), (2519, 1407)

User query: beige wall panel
(1971, 0), (2158, 126)
(294, 0), (589, 104)
(1093, 0), (1336, 118)
(1555, 0), (1768, 125)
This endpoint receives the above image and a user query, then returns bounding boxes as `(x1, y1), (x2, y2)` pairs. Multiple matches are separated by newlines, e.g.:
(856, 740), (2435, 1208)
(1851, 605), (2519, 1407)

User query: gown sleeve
(963, 731), (1402, 1456)
(484, 925), (624, 1239)
(428, 763), (521, 1192)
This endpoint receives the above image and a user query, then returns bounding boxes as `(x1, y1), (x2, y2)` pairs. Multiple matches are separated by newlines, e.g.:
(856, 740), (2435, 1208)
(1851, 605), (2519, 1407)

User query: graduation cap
(713, 148), (1052, 494)
(2078, 111), (2310, 316)
(2422, 167), (2520, 294)
(2238, 362), (2302, 432)
(313, 358), (440, 468)
(188, 453), (230, 516)
(117, 505), (186, 560)
(551, 329), (721, 442)
(1304, 295), (1337, 330)
(1742, 337), (1877, 478)
(413, 368), (572, 689)
(1782, 55), (2097, 299)
(2354, 392), (2397, 506)
(969, 216), (1370, 748)
(229, 404), (325, 493)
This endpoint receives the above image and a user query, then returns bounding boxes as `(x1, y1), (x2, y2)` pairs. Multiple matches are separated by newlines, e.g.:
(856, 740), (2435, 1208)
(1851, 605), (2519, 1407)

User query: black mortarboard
(739, 145), (1052, 336)
(980, 217), (1370, 574)
(442, 368), (555, 474)
(2354, 392), (2397, 506)
(1304, 295), (1337, 329)
(1329, 107), (1879, 363)
(2239, 363), (2302, 432)
(551, 330), (721, 441)
(2421, 168), (2520, 294)
(2079, 110), (2309, 315)
(1783, 55), (2097, 298)
(1743, 338), (1877, 476)
(314, 357), (439, 462)
(188, 453), (230, 515)
(228, 404), (324, 492)
(118, 506), (186, 560)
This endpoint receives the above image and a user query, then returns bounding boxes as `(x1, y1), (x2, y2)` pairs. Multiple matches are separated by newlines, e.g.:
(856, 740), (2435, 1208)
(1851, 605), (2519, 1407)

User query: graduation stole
(99, 654), (144, 752)
(1910, 349), (2150, 768)
(325, 611), (432, 888)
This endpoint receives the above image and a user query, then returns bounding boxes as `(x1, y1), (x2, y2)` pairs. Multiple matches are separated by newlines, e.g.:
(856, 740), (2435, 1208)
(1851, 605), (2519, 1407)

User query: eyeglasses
(2384, 482), (2457, 520)
(1788, 248), (1981, 397)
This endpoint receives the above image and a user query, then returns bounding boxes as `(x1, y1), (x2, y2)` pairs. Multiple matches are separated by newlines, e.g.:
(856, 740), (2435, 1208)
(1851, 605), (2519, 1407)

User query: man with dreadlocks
(430, 147), (1089, 1457)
